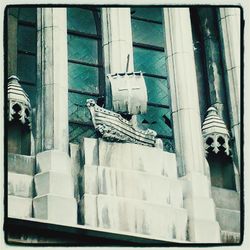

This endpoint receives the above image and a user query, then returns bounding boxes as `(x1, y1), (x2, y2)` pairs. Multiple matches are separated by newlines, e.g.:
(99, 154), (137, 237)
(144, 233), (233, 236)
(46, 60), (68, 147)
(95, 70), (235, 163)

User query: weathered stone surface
(69, 143), (81, 201)
(80, 138), (99, 166)
(8, 195), (32, 218)
(211, 186), (240, 210)
(8, 172), (33, 198)
(188, 219), (221, 243)
(33, 194), (77, 225)
(184, 197), (216, 221)
(96, 166), (183, 207)
(216, 208), (240, 233)
(221, 230), (241, 243)
(36, 150), (71, 174)
(79, 194), (98, 227)
(98, 140), (177, 178)
(96, 194), (187, 241)
(8, 153), (35, 175)
(181, 173), (210, 199)
(80, 165), (98, 195)
(34, 171), (74, 197)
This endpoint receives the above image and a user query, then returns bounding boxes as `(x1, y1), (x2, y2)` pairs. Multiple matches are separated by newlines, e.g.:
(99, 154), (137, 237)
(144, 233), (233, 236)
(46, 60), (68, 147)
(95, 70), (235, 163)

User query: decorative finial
(202, 106), (230, 156)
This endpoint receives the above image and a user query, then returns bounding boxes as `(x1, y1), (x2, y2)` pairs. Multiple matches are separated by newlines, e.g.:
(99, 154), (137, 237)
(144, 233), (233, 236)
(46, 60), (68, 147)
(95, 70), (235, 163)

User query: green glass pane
(18, 8), (37, 23)
(134, 47), (167, 76)
(137, 106), (172, 137)
(17, 25), (36, 53)
(21, 84), (36, 107)
(68, 62), (99, 93)
(68, 35), (98, 64)
(67, 8), (97, 35)
(131, 7), (163, 22)
(17, 54), (36, 83)
(144, 76), (170, 106)
(69, 123), (97, 144)
(68, 92), (98, 123)
(132, 19), (164, 47)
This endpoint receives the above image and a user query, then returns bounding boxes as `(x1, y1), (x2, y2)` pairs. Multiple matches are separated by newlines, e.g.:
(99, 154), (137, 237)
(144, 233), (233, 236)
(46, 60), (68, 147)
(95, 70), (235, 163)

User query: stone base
(33, 194), (77, 225)
(36, 150), (71, 174)
(8, 153), (35, 175)
(8, 172), (33, 198)
(8, 195), (32, 218)
(188, 218), (221, 243)
(34, 171), (74, 197)
(80, 194), (187, 241)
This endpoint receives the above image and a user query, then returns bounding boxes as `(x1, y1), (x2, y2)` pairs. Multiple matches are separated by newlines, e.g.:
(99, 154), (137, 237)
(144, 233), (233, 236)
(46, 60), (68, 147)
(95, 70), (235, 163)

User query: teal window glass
(17, 8), (37, 107)
(67, 7), (103, 144)
(131, 7), (174, 152)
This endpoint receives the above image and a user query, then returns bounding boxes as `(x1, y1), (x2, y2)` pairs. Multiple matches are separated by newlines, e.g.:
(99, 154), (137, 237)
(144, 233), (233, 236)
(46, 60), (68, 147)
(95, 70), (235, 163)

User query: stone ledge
(8, 172), (34, 198)
(8, 153), (35, 176)
(8, 195), (32, 218)
(80, 194), (188, 241)
(216, 208), (240, 233)
(33, 194), (77, 225)
(34, 170), (74, 197)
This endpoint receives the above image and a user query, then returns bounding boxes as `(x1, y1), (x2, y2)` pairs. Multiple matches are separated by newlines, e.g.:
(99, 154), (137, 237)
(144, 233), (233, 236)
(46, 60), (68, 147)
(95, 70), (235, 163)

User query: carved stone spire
(202, 106), (230, 156)
(8, 75), (32, 128)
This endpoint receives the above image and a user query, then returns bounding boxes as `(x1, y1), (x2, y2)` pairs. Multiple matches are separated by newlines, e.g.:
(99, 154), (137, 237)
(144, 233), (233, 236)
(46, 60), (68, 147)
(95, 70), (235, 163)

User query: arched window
(67, 7), (104, 144)
(131, 7), (174, 152)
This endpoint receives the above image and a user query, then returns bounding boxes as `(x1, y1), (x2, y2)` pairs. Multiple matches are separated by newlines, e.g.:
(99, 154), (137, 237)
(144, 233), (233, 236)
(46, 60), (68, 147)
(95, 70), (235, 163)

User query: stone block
(8, 195), (32, 218)
(80, 165), (98, 195)
(8, 172), (33, 198)
(184, 197), (216, 221)
(8, 153), (35, 175)
(216, 208), (240, 232)
(80, 138), (99, 166)
(79, 194), (98, 227)
(34, 171), (74, 197)
(188, 218), (221, 243)
(211, 186), (240, 210)
(98, 140), (178, 177)
(99, 140), (133, 169)
(181, 173), (210, 199)
(69, 143), (81, 200)
(96, 194), (187, 241)
(36, 150), (72, 174)
(33, 194), (77, 225)
(96, 166), (183, 207)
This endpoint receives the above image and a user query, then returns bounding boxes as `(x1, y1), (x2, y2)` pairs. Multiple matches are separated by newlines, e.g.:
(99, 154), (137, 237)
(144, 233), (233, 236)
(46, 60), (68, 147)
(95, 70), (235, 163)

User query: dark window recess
(131, 7), (174, 152)
(17, 8), (37, 108)
(67, 7), (104, 144)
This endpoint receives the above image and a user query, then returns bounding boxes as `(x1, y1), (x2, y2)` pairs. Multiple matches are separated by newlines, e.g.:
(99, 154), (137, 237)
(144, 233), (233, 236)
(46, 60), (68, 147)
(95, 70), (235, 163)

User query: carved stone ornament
(202, 106), (230, 156)
(107, 71), (148, 115)
(86, 99), (157, 147)
(8, 75), (32, 128)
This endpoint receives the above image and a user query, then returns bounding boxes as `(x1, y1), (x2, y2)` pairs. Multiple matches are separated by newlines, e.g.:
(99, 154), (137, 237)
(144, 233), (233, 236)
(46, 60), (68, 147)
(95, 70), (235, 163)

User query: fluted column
(36, 8), (69, 153)
(34, 8), (77, 225)
(101, 8), (134, 108)
(219, 8), (241, 171)
(163, 8), (221, 243)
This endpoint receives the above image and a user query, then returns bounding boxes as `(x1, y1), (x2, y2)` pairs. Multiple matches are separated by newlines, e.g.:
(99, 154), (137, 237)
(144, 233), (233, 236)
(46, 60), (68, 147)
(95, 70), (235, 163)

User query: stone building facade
(5, 5), (241, 245)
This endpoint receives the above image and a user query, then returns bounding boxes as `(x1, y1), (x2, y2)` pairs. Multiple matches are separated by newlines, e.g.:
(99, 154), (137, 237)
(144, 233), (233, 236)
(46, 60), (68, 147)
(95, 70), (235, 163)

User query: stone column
(101, 8), (134, 108)
(36, 8), (69, 154)
(7, 8), (18, 76)
(33, 8), (77, 225)
(218, 8), (241, 171)
(163, 8), (221, 242)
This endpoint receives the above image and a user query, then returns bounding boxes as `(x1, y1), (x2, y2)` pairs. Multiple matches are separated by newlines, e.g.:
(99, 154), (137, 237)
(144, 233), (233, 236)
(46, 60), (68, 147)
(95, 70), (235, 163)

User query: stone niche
(78, 138), (188, 242)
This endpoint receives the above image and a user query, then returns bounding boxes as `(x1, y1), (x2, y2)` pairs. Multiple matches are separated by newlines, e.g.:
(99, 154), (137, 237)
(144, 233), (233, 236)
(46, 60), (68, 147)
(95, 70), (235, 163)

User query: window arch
(67, 7), (104, 144)
(131, 7), (174, 152)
